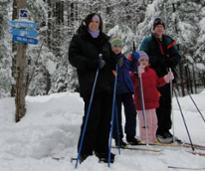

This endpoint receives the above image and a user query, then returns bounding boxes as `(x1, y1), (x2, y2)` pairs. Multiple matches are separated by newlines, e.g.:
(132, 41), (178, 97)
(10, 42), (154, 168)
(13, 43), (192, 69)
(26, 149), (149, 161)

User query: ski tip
(52, 156), (65, 161)
(191, 151), (205, 156)
(70, 157), (78, 163)
(168, 166), (205, 170)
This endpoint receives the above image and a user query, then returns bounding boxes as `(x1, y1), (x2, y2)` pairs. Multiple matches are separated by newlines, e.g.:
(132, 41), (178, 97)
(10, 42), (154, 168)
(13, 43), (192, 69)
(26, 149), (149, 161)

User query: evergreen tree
(0, 0), (204, 97)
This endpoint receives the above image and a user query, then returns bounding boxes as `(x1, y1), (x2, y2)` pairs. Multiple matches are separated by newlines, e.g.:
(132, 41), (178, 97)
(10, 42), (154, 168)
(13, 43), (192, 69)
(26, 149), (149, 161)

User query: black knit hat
(153, 18), (165, 30)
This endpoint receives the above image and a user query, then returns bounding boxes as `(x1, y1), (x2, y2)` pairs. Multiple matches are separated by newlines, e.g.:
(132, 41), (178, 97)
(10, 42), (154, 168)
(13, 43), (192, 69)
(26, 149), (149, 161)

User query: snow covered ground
(0, 90), (205, 171)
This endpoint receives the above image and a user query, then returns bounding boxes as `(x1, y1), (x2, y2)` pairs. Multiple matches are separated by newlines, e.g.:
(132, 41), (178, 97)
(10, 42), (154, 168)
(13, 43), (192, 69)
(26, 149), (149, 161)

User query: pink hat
(137, 51), (149, 61)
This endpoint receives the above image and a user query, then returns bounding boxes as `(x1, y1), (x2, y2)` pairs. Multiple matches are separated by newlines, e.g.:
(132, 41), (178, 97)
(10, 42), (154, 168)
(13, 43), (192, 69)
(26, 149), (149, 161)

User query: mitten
(138, 65), (145, 75)
(132, 51), (140, 61)
(164, 71), (174, 83)
(117, 57), (124, 67)
(98, 54), (106, 69)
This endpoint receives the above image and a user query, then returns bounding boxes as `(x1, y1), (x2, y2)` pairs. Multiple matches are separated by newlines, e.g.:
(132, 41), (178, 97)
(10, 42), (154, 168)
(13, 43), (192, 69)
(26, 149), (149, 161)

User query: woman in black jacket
(69, 13), (116, 163)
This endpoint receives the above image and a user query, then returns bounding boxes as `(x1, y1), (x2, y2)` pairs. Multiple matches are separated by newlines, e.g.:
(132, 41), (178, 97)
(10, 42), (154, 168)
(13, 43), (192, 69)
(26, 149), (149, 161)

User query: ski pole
(169, 68), (175, 143)
(173, 88), (195, 151)
(188, 93), (205, 124)
(108, 64), (119, 167)
(138, 69), (149, 145)
(75, 56), (101, 168)
(114, 101), (121, 154)
(132, 45), (148, 144)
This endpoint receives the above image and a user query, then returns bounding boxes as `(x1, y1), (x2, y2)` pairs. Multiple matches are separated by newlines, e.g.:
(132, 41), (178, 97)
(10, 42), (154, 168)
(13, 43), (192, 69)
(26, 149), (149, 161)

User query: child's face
(112, 46), (122, 55)
(139, 58), (149, 67)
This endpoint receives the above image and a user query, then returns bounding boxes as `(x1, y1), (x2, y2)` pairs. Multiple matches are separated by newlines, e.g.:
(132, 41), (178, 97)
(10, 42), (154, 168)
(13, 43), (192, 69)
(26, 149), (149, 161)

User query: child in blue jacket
(111, 37), (140, 147)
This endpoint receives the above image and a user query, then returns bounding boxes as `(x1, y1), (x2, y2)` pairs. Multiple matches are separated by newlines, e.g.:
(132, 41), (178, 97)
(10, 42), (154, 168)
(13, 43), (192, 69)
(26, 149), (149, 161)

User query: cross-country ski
(112, 145), (162, 153)
(168, 166), (205, 170)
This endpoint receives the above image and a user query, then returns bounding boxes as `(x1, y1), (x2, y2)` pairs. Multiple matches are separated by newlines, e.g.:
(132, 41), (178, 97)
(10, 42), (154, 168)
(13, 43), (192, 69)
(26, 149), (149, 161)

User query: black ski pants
(156, 84), (172, 135)
(78, 92), (112, 156)
(113, 93), (137, 141)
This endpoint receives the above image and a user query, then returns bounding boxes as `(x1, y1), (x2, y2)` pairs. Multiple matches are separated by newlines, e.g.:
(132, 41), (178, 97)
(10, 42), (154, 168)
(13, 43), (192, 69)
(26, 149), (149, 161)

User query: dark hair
(82, 13), (103, 31)
(153, 18), (165, 30)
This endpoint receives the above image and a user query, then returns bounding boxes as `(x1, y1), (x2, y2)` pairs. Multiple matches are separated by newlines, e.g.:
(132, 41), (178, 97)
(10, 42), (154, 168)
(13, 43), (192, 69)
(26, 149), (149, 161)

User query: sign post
(15, 0), (28, 122)
(9, 1), (39, 122)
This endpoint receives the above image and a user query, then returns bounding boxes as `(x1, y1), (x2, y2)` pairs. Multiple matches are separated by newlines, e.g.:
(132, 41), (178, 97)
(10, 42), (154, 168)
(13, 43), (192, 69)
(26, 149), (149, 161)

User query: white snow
(199, 18), (205, 33)
(0, 91), (205, 171)
(107, 25), (135, 55)
(178, 22), (196, 44)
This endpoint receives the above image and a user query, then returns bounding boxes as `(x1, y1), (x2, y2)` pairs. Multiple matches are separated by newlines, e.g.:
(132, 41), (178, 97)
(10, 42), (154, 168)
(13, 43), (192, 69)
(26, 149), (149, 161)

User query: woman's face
(88, 17), (100, 32)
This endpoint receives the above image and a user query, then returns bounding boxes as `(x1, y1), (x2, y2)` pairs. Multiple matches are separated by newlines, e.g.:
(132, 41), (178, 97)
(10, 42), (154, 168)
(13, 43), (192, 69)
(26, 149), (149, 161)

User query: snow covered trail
(0, 91), (205, 171)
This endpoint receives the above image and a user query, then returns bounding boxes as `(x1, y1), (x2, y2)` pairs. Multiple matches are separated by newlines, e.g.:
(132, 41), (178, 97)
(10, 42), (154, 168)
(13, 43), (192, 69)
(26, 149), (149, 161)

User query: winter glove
(117, 56), (124, 67)
(163, 71), (174, 83)
(132, 51), (140, 61)
(98, 59), (106, 69)
(138, 65), (145, 75)
(98, 54), (106, 69)
(129, 52), (140, 72)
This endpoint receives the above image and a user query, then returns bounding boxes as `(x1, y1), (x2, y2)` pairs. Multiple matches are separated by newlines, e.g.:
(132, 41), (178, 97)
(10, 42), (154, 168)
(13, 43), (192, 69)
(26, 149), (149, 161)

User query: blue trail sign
(13, 35), (38, 45)
(10, 28), (38, 37)
(9, 20), (37, 29)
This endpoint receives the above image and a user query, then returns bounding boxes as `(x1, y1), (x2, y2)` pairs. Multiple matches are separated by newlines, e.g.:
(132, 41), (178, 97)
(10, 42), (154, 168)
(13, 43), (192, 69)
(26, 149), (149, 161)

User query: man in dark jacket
(140, 18), (181, 143)
(69, 13), (116, 163)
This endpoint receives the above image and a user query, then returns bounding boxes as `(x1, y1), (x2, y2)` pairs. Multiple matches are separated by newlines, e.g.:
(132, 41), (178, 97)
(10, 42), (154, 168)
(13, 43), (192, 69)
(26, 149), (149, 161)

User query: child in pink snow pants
(131, 51), (174, 144)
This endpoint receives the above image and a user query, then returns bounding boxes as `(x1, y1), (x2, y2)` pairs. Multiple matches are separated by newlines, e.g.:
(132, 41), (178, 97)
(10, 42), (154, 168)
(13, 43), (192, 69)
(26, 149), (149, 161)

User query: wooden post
(15, 0), (27, 122)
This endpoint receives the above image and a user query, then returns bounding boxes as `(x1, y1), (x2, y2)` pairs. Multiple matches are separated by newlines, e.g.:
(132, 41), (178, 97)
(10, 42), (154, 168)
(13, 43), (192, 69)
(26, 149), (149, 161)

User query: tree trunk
(11, 0), (18, 97)
(203, 72), (205, 88)
(47, 0), (52, 48)
(15, 0), (27, 122)
(192, 64), (197, 94)
(178, 59), (185, 96)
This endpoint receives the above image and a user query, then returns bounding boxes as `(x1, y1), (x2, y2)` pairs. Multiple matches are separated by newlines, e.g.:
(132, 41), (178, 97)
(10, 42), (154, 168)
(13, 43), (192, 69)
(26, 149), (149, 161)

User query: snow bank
(0, 91), (205, 171)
